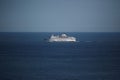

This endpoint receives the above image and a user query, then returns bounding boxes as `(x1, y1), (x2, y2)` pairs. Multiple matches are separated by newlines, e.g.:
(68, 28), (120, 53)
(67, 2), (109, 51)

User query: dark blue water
(0, 32), (120, 80)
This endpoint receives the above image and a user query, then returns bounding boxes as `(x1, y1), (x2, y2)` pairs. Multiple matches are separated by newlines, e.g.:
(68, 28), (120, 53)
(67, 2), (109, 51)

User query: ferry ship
(49, 34), (76, 42)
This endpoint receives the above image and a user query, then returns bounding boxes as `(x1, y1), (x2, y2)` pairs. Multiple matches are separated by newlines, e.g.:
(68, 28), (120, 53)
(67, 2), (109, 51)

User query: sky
(0, 0), (120, 32)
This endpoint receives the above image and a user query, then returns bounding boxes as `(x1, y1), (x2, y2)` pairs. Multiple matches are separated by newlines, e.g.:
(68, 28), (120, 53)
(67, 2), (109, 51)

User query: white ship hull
(49, 38), (76, 42)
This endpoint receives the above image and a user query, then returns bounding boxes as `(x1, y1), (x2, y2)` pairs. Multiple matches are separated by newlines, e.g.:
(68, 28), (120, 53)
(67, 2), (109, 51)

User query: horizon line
(0, 31), (120, 33)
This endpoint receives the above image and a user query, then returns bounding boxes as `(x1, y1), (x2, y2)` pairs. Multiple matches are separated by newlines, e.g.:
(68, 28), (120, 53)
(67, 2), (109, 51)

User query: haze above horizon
(0, 0), (120, 32)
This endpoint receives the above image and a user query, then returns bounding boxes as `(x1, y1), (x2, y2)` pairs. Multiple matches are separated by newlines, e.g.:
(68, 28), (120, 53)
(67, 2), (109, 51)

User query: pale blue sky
(0, 0), (120, 32)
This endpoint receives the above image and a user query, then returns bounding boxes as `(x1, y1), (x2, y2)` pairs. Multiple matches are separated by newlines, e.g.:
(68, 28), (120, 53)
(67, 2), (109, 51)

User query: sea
(0, 32), (120, 80)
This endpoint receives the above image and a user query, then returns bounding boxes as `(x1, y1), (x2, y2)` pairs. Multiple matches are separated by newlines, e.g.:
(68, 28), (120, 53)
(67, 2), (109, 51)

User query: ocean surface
(0, 32), (120, 80)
